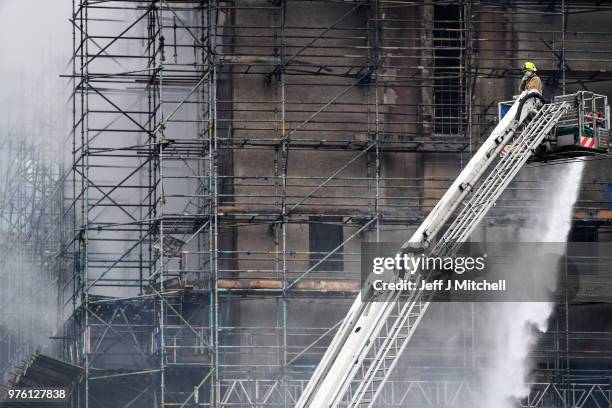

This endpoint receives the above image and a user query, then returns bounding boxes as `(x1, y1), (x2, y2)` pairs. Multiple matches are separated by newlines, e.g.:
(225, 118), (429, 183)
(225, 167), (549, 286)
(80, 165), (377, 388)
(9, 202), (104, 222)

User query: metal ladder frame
(344, 101), (570, 408)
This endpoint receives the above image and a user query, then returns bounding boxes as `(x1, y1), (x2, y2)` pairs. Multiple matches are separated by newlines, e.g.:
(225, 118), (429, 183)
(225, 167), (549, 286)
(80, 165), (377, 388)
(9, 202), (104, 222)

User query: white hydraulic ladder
(435, 101), (571, 254)
(342, 100), (571, 408)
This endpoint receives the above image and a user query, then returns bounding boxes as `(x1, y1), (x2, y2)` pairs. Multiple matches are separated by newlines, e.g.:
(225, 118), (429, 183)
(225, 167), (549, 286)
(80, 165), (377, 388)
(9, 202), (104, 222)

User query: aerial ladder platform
(296, 91), (610, 408)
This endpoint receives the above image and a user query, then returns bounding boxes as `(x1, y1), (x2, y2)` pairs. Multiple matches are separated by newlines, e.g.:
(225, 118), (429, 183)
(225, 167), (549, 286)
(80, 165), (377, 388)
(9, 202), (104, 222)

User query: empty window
(433, 4), (465, 135)
(309, 217), (343, 272)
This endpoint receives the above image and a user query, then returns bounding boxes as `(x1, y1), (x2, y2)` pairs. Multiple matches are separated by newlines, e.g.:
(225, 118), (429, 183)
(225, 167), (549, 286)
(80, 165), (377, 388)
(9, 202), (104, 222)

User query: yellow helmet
(523, 61), (537, 72)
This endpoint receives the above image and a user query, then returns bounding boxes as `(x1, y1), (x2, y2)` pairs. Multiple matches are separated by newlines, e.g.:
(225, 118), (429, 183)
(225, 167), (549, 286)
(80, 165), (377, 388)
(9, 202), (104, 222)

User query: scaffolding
(59, 1), (612, 407)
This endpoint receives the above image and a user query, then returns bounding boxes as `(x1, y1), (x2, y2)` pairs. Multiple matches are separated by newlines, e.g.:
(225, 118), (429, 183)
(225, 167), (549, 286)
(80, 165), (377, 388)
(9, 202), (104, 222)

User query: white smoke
(478, 160), (584, 408)
(0, 0), (71, 380)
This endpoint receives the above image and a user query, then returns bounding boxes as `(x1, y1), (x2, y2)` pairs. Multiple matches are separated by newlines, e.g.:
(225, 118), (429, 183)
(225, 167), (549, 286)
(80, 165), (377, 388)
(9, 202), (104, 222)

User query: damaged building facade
(0, 1), (611, 407)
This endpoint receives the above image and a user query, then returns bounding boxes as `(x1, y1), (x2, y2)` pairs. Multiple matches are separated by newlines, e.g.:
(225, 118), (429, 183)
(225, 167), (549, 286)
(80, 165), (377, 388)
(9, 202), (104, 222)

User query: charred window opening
(433, 4), (465, 136)
(309, 216), (343, 272)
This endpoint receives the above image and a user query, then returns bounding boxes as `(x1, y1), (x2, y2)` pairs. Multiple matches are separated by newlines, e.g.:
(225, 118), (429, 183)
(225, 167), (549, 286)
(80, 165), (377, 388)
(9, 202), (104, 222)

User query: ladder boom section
(296, 91), (556, 408)
(435, 100), (570, 253)
(403, 91), (542, 251)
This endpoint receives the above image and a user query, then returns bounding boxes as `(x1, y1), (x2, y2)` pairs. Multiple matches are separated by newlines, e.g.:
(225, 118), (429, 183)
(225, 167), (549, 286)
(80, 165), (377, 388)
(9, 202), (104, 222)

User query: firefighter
(519, 61), (543, 94)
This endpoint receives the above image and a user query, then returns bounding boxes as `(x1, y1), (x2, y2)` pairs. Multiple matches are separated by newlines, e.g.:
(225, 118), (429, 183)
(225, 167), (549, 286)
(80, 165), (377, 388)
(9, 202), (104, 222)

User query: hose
(514, 91), (547, 122)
